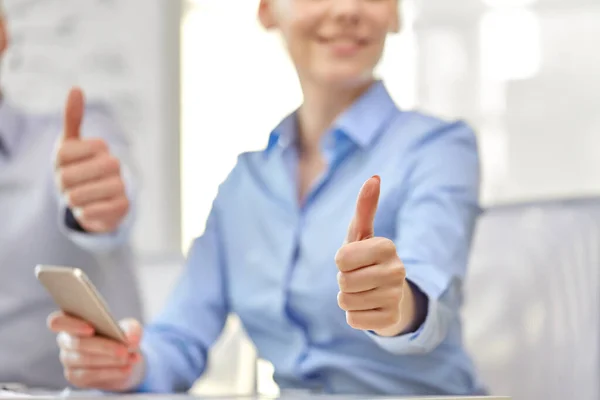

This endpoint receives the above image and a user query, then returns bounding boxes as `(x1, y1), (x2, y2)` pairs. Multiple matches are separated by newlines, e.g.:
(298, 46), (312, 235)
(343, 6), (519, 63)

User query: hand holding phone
(37, 266), (145, 391)
(47, 312), (145, 391)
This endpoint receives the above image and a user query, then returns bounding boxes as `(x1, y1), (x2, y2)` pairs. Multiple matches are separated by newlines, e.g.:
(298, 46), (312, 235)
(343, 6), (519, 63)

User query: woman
(48, 0), (485, 395)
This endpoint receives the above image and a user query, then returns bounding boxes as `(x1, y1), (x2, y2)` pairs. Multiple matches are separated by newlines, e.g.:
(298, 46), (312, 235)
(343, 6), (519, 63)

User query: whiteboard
(2, 0), (182, 259)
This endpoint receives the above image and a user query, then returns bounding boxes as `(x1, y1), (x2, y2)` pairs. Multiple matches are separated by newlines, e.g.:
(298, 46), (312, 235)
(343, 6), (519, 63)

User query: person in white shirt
(0, 8), (142, 389)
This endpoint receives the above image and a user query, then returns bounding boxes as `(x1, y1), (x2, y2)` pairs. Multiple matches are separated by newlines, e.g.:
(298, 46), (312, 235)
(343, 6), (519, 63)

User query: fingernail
(80, 327), (94, 335)
(371, 175), (380, 183)
(73, 207), (83, 219)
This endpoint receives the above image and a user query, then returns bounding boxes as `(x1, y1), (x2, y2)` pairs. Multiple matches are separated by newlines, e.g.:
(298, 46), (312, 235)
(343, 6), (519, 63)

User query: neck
(296, 78), (374, 155)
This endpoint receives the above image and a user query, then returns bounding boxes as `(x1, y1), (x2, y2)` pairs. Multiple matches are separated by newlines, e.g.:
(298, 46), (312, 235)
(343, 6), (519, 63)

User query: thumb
(63, 87), (85, 140)
(346, 175), (381, 243)
(119, 318), (143, 349)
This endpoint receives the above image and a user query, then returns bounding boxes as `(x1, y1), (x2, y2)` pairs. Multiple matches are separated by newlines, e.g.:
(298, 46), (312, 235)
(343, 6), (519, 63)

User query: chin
(315, 68), (375, 89)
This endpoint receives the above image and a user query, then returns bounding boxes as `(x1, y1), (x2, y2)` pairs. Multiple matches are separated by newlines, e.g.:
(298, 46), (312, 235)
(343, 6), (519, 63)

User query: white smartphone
(35, 265), (127, 344)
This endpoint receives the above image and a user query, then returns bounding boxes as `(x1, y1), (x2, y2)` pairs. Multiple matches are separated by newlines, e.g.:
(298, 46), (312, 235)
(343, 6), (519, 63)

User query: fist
(335, 176), (407, 336)
(47, 311), (144, 392)
(54, 88), (129, 233)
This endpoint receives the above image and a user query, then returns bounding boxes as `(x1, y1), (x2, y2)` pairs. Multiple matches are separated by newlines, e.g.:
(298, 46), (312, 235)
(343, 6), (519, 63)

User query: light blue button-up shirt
(139, 81), (485, 396)
(0, 97), (142, 389)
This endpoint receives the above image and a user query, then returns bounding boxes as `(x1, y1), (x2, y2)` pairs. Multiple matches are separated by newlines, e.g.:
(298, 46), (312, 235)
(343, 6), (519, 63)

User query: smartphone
(35, 265), (127, 344)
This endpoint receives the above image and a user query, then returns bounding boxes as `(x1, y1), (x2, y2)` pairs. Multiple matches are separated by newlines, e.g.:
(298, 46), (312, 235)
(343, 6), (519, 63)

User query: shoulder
(391, 110), (478, 149)
(217, 150), (265, 190)
(381, 111), (480, 189)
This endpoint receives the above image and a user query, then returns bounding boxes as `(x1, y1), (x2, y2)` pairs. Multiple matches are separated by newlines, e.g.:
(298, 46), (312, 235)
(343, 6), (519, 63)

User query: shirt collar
(265, 80), (398, 155)
(0, 96), (25, 157)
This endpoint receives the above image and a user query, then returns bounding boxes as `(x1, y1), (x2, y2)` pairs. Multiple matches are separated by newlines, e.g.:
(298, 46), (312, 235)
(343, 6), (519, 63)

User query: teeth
(332, 40), (357, 46)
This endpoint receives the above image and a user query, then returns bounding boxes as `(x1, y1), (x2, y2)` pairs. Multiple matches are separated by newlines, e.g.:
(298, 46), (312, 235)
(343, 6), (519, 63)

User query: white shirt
(0, 98), (143, 389)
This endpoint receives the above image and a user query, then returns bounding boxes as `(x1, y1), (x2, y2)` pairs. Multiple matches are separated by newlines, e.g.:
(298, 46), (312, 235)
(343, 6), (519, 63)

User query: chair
(463, 198), (600, 400)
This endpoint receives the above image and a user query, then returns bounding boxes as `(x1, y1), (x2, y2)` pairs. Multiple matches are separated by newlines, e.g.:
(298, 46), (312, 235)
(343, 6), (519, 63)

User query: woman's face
(259, 0), (399, 88)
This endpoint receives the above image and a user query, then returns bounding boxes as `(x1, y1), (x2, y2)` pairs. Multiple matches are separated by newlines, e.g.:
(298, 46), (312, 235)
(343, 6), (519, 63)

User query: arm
(136, 202), (230, 393)
(367, 121), (481, 354)
(55, 100), (138, 252)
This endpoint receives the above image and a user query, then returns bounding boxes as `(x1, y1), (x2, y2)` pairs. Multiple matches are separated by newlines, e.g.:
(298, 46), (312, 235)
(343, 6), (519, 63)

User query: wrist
(373, 281), (418, 337)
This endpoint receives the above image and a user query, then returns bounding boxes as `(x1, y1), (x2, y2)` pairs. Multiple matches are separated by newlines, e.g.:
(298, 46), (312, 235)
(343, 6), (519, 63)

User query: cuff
(135, 343), (165, 393)
(365, 268), (454, 355)
(365, 294), (451, 355)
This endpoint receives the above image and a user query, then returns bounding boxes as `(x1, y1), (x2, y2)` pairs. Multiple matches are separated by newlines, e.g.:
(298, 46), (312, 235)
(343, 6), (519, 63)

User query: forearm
(134, 330), (208, 393)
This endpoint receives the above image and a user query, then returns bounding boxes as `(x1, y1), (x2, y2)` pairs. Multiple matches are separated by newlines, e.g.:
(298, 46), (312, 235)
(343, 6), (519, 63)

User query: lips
(318, 36), (368, 56)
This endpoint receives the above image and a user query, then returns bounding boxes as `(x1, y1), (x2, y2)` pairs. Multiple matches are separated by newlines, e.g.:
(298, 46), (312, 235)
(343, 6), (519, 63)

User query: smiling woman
(48, 0), (487, 396)
(180, 2), (418, 393)
(180, 0), (417, 251)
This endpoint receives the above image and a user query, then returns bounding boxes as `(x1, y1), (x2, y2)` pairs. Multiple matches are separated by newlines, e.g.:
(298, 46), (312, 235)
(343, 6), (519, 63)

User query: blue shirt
(139, 81), (485, 396)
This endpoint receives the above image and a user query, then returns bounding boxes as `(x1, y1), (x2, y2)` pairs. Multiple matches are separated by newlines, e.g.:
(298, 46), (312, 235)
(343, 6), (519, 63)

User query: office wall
(414, 0), (600, 205)
(2, 0), (182, 260)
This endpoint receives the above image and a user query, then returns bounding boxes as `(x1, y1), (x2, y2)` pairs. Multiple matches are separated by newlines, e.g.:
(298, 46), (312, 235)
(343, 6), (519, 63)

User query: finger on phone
(47, 311), (94, 335)
(65, 366), (130, 388)
(60, 350), (129, 368)
(57, 332), (129, 357)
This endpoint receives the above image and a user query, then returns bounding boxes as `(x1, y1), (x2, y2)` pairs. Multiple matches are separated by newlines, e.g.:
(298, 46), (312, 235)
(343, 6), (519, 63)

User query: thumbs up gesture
(54, 88), (129, 233)
(335, 176), (409, 337)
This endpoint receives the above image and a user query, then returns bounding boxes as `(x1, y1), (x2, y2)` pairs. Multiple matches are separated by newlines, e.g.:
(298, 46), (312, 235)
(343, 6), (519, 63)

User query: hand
(335, 175), (411, 337)
(54, 87), (129, 233)
(47, 311), (144, 391)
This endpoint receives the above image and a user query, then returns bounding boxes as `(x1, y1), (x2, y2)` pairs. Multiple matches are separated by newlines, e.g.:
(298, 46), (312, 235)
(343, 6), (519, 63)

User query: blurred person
(0, 7), (142, 389)
(48, 0), (485, 396)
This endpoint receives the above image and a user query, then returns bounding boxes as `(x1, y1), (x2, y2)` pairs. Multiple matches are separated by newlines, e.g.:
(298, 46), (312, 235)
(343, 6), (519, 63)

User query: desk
(40, 395), (510, 400)
(2, 387), (510, 400)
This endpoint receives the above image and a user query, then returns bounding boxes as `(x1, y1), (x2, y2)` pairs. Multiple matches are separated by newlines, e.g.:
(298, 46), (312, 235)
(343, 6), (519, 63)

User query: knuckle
(392, 286), (403, 301)
(114, 176), (126, 194)
(337, 272), (349, 292)
(388, 264), (406, 283)
(56, 146), (69, 166)
(378, 238), (396, 255)
(118, 196), (130, 213)
(91, 138), (109, 153)
(67, 189), (81, 206)
(107, 156), (121, 173)
(345, 312), (362, 329)
(98, 155), (119, 175)
(337, 292), (349, 310)
(58, 170), (71, 189)
(334, 246), (348, 267)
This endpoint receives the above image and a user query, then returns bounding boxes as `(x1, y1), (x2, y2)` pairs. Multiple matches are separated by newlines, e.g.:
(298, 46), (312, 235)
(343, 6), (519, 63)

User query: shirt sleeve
(135, 198), (230, 393)
(54, 102), (137, 252)
(366, 120), (481, 354)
